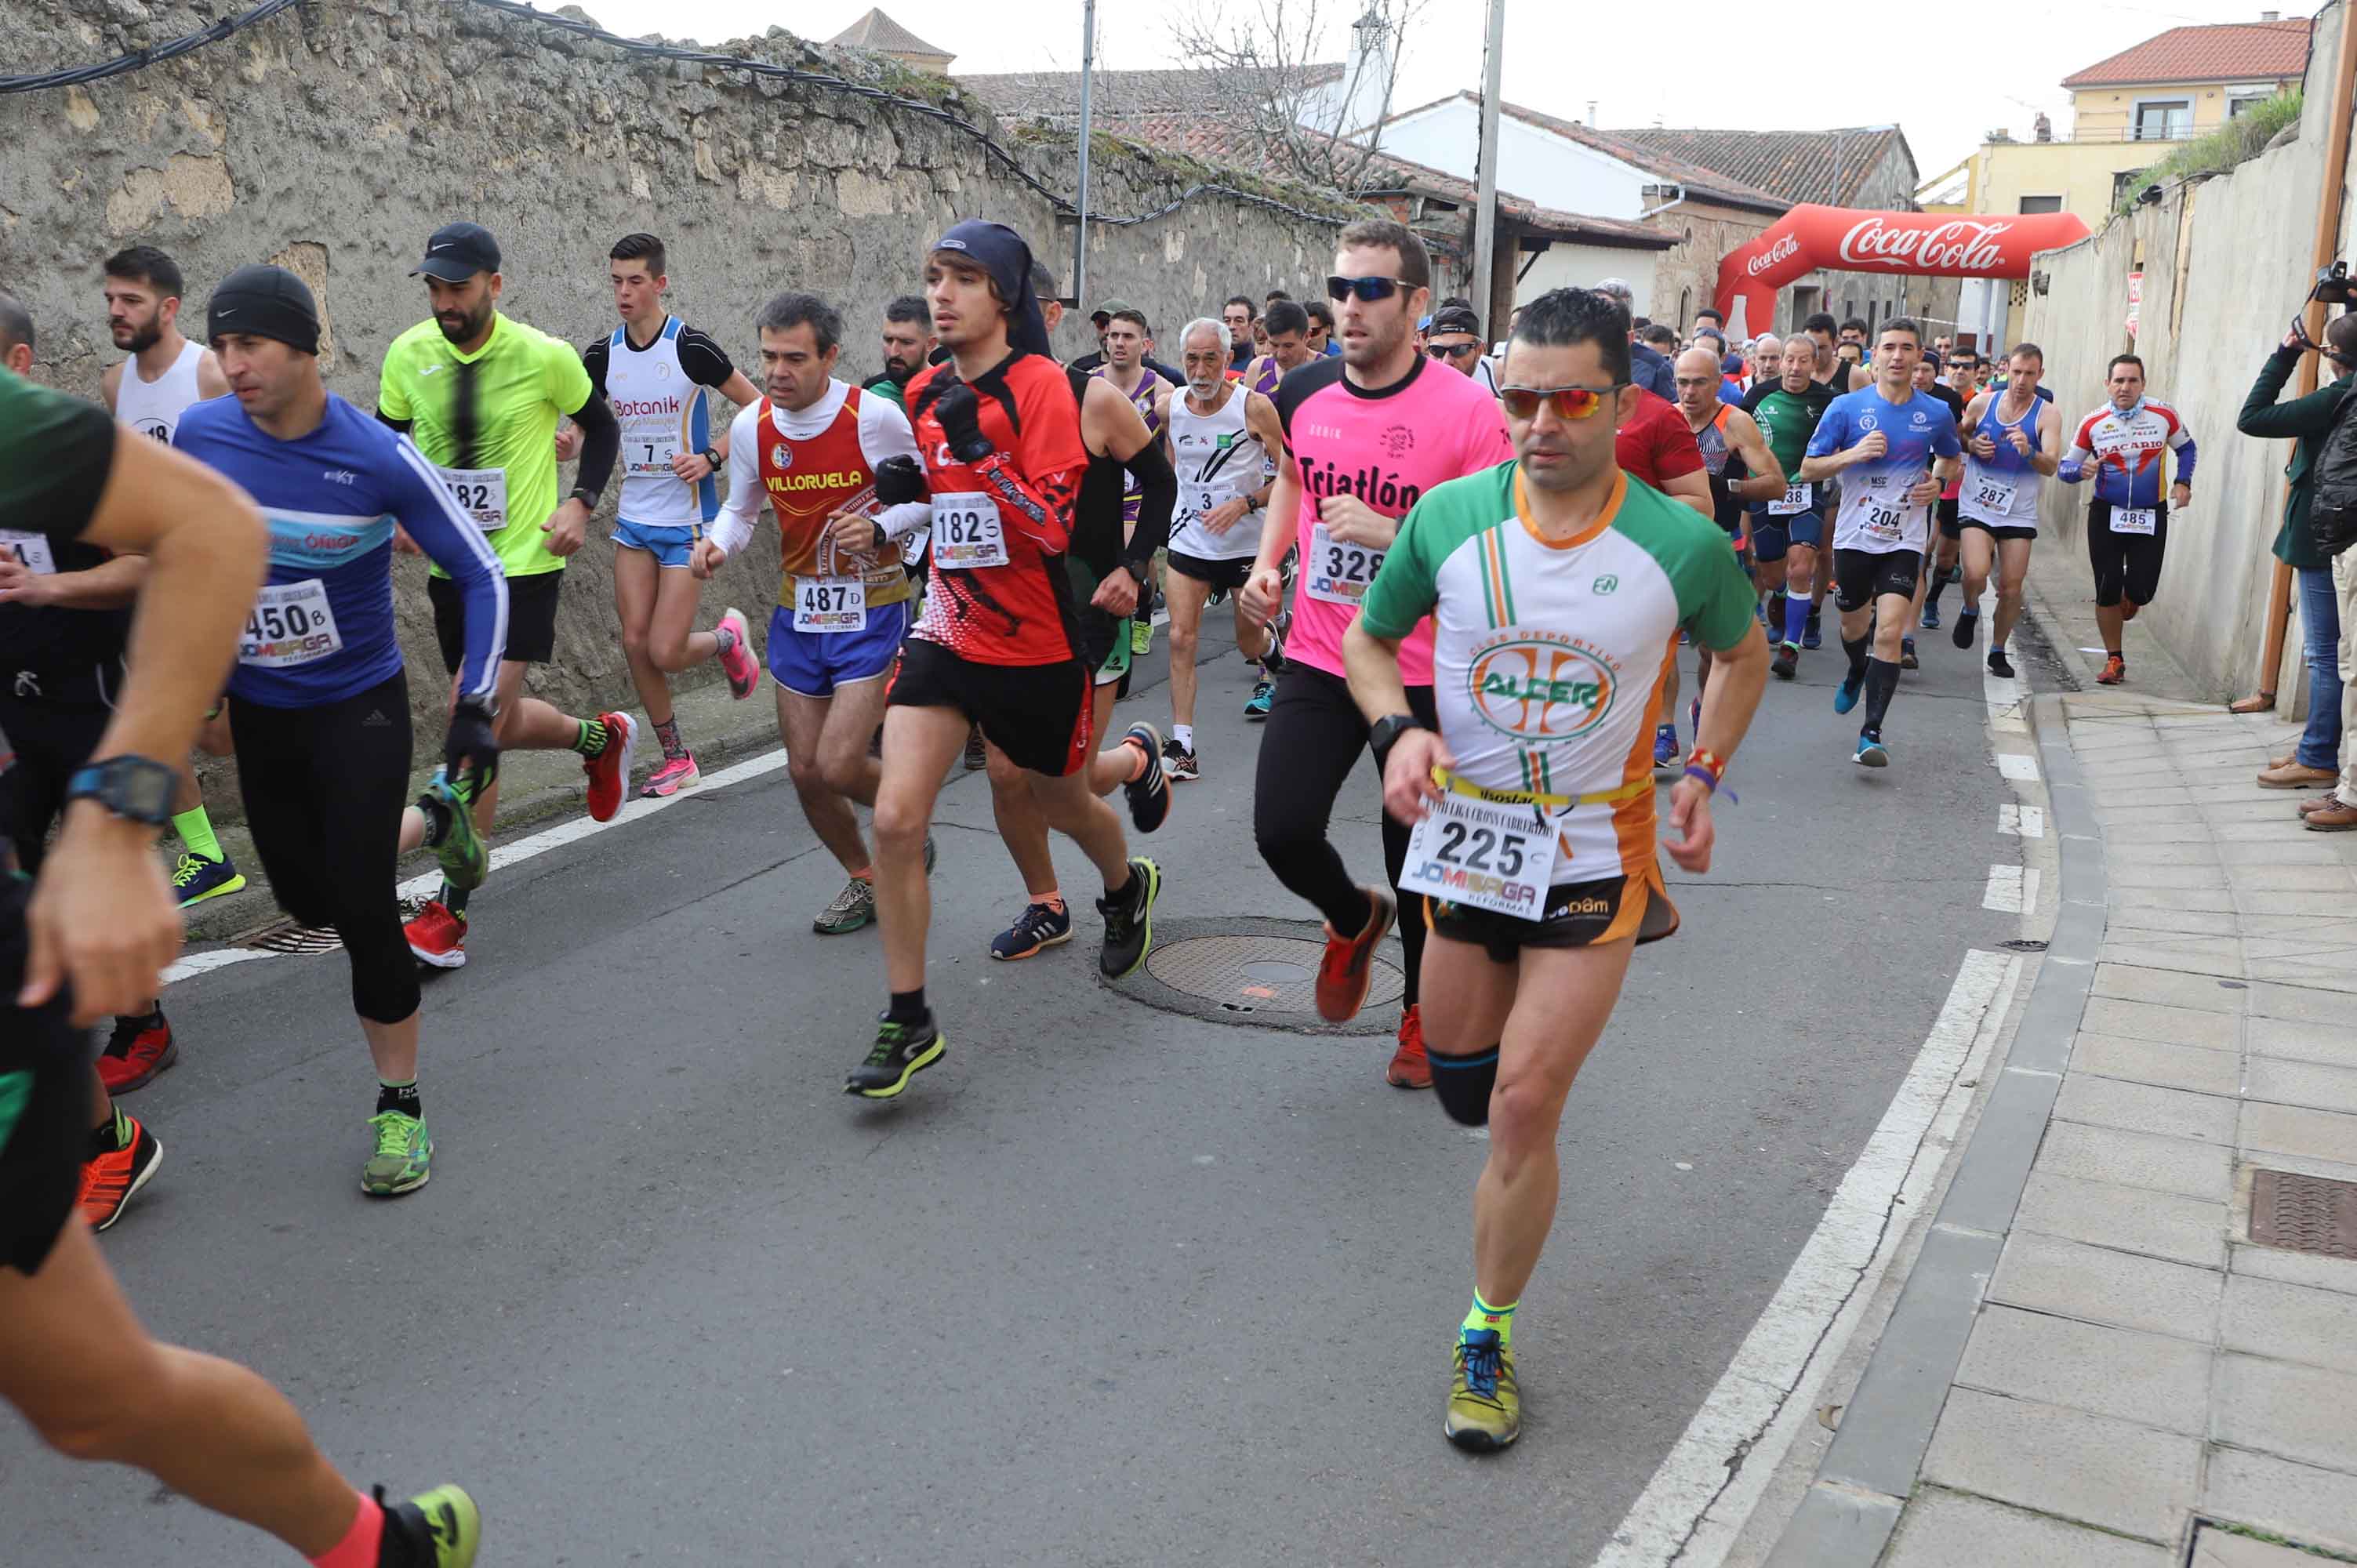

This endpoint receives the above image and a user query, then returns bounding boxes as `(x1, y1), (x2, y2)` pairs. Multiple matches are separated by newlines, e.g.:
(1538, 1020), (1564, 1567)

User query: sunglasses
(1498, 383), (1622, 421)
(1327, 274), (1416, 303)
(1427, 340), (1480, 358)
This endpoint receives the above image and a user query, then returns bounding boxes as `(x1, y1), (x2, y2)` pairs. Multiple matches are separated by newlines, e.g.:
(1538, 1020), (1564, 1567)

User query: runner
(1426, 303), (1499, 396)
(1799, 317), (1962, 766)
(380, 222), (634, 970)
(1746, 334), (1783, 393)
(1239, 217), (1515, 1091)
(1761, 313), (1870, 647)
(0, 358), (481, 1568)
(1748, 337), (1839, 680)
(980, 262), (1176, 964)
(1341, 285), (1767, 1451)
(570, 233), (764, 799)
(1800, 310), (1871, 394)
(1952, 343), (2061, 679)
(2058, 354), (2197, 685)
(1091, 307), (1177, 659)
(863, 294), (935, 412)
(1304, 298), (1340, 358)
(1917, 347), (1984, 632)
(1158, 318), (1286, 781)
(1670, 345), (1785, 740)
(692, 291), (932, 935)
(1901, 350), (1967, 668)
(1240, 299), (1316, 398)
(845, 220), (1161, 1098)
(96, 245), (245, 911)
(1609, 376), (1712, 768)
(179, 263), (507, 1196)
(1223, 296), (1258, 373)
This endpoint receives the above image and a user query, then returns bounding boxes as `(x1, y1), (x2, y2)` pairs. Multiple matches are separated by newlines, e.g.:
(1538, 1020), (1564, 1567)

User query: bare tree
(1164, 0), (1428, 194)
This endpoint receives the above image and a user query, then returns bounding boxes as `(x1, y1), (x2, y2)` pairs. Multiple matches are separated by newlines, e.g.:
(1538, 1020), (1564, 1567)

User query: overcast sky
(576, 0), (2310, 185)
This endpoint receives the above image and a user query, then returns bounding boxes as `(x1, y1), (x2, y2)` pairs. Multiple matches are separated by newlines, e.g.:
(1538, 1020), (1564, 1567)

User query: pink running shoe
(717, 607), (759, 700)
(642, 753), (702, 798)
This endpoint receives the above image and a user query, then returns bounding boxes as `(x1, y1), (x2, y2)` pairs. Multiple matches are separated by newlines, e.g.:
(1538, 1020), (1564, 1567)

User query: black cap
(931, 220), (1052, 361)
(206, 264), (321, 356)
(413, 222), (500, 282)
(1429, 304), (1481, 337)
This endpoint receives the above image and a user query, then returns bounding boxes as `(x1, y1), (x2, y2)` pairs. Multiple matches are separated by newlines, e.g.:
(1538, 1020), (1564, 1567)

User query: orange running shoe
(405, 900), (468, 970)
(583, 711), (639, 822)
(1315, 886), (1396, 1022)
(2097, 655), (2126, 686)
(1387, 1003), (1432, 1089)
(80, 1116), (162, 1232)
(96, 1008), (176, 1094)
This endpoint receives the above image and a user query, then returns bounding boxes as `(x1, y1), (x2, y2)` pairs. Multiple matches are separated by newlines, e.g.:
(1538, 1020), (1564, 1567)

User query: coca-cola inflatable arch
(1714, 205), (2091, 335)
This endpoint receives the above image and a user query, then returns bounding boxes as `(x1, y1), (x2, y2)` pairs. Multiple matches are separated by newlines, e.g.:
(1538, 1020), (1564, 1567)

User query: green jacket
(860, 373), (906, 413)
(2238, 346), (2357, 570)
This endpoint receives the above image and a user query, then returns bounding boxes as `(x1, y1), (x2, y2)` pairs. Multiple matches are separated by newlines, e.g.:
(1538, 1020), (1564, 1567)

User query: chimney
(1338, 7), (1396, 136)
(2261, 9), (2280, 19)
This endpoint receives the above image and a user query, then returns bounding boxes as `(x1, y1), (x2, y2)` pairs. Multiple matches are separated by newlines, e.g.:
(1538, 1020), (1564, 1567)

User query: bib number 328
(930, 492), (1008, 568)
(1306, 521), (1383, 607)
(1399, 791), (1557, 922)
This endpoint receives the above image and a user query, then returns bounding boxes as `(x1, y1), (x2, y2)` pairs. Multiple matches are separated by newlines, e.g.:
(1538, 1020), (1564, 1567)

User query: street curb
(1761, 691), (2106, 1566)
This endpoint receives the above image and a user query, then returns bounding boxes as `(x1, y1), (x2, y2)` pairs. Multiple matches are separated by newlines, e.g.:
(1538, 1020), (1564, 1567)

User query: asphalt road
(2, 604), (2021, 1566)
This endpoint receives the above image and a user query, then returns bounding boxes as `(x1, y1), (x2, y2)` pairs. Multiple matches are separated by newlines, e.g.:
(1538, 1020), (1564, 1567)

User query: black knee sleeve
(1428, 1044), (1499, 1126)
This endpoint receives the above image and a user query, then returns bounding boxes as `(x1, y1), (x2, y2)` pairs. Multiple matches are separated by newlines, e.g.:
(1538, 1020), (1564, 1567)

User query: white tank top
(114, 339), (207, 444)
(606, 317), (717, 529)
(1166, 385), (1266, 561)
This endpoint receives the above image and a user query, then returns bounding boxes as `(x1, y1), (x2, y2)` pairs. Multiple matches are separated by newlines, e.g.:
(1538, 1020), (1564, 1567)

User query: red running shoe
(80, 1116), (162, 1232)
(1316, 886), (1396, 1022)
(583, 710), (638, 822)
(2097, 655), (2126, 686)
(1387, 1002), (1432, 1089)
(97, 1009), (176, 1094)
(405, 900), (468, 970)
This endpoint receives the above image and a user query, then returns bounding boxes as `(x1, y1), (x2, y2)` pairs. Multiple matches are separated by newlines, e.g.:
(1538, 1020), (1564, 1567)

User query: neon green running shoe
(1131, 614), (1154, 656)
(362, 1109), (432, 1196)
(1444, 1329), (1520, 1452)
(378, 1481), (480, 1566)
(416, 770), (488, 893)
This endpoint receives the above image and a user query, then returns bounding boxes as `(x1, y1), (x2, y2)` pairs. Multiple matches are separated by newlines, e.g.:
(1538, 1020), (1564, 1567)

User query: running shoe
(1770, 642), (1799, 681)
(1257, 611), (1288, 673)
(1651, 724), (1680, 769)
(1097, 857), (1160, 978)
(376, 1483), (481, 1568)
(845, 1014), (946, 1098)
(1119, 723), (1171, 833)
(362, 1109), (431, 1196)
(1987, 648), (2015, 680)
(814, 875), (876, 935)
(1833, 672), (1863, 715)
(2097, 654), (2126, 685)
(583, 710), (639, 823)
(715, 607), (759, 699)
(1163, 736), (1199, 783)
(1244, 680), (1274, 720)
(170, 851), (245, 908)
(1952, 607), (1980, 652)
(1387, 1004), (1431, 1090)
(416, 769), (487, 892)
(642, 753), (702, 798)
(1131, 614), (1155, 656)
(1316, 886), (1396, 1022)
(405, 900), (468, 970)
(78, 1116), (162, 1232)
(991, 899), (1072, 960)
(1854, 733), (1890, 768)
(1900, 637), (1919, 671)
(1802, 609), (1822, 650)
(97, 1008), (176, 1094)
(1445, 1329), (1520, 1453)
(964, 725), (988, 771)
(1919, 601), (1941, 630)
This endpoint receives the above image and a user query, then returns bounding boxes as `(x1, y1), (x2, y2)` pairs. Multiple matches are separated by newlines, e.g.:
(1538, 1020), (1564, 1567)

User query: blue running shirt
(1806, 388), (1963, 554)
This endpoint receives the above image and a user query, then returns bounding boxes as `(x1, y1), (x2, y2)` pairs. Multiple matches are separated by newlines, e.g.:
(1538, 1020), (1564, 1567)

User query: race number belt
(1399, 767), (1653, 922)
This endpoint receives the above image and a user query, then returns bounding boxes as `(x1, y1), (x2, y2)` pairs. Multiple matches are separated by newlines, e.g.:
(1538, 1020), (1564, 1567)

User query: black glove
(932, 379), (994, 465)
(874, 454), (929, 506)
(445, 695), (501, 795)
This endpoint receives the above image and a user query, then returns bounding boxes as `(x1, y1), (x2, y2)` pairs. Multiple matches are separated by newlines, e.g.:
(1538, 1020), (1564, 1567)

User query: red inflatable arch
(1714, 204), (2091, 335)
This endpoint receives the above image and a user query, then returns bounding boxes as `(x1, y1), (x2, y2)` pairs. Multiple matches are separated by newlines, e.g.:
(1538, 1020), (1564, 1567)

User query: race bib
(1305, 522), (1384, 608)
(0, 528), (56, 575)
(238, 578), (343, 668)
(2111, 506), (2157, 535)
(931, 492), (1008, 568)
(439, 466), (508, 532)
(1970, 474), (2019, 514)
(1399, 789), (1558, 923)
(793, 575), (866, 633)
(1767, 483), (1813, 517)
(626, 434), (681, 481)
(1190, 488), (1222, 524)
(899, 528), (930, 568)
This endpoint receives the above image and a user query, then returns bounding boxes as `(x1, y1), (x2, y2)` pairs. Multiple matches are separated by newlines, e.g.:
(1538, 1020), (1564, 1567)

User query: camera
(2310, 260), (2354, 307)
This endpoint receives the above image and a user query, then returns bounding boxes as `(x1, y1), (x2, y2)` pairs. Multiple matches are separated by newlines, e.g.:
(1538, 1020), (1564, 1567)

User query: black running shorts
(0, 876), (89, 1276)
(888, 637), (1095, 777)
(430, 568), (561, 670)
(1428, 873), (1680, 965)
(1833, 547), (1925, 613)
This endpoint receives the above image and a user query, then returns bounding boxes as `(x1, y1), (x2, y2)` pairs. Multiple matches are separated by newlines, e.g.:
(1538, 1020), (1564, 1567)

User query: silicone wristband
(1682, 764), (1720, 794)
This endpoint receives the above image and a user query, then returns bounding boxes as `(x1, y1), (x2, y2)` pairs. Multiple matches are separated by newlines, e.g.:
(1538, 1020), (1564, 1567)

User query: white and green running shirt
(1360, 463), (1756, 879)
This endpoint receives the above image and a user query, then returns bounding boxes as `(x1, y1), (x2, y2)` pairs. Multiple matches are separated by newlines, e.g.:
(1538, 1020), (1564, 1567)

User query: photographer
(2236, 310), (2357, 829)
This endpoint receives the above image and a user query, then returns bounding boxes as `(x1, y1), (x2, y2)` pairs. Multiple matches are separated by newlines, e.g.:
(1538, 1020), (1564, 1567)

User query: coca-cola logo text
(1838, 217), (2014, 273)
(1745, 234), (1802, 278)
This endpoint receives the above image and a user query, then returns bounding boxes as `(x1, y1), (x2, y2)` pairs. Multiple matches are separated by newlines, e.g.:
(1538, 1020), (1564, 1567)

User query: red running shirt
(1615, 390), (1706, 488)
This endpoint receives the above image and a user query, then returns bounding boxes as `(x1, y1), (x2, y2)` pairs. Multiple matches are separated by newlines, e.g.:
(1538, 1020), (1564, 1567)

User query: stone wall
(0, 0), (1356, 753)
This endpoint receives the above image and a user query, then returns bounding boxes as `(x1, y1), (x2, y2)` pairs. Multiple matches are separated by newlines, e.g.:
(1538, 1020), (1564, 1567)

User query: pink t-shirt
(1275, 354), (1514, 686)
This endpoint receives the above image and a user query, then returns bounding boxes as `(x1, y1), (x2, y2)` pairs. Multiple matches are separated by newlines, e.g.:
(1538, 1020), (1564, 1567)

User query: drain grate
(1997, 938), (2049, 953)
(2249, 1168), (2357, 1260)
(1106, 916), (1404, 1035)
(240, 920), (344, 956)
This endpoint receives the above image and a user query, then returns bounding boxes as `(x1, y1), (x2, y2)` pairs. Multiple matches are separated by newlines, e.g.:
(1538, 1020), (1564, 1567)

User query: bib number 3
(930, 492), (1008, 568)
(1399, 791), (1558, 922)
(1306, 521), (1383, 608)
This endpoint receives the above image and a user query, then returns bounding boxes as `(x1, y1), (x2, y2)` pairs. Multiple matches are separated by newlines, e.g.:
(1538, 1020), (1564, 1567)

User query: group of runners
(0, 209), (2206, 1559)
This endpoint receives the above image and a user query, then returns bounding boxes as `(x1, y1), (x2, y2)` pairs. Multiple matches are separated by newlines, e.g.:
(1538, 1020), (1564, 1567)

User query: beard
(112, 316), (162, 354)
(436, 302), (493, 345)
(884, 355), (915, 386)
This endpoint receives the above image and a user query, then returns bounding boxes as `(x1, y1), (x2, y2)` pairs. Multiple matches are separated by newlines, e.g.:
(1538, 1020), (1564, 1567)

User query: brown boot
(2301, 792), (2344, 816)
(2305, 800), (2357, 831)
(2259, 760), (2338, 789)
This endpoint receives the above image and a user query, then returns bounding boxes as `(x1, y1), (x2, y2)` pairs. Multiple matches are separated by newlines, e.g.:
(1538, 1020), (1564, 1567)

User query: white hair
(1180, 316), (1228, 354)
(1593, 278), (1634, 303)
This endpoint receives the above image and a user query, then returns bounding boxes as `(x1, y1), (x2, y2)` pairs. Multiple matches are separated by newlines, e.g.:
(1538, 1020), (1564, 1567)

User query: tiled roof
(1356, 150), (1677, 248)
(1381, 93), (1789, 216)
(957, 63), (1346, 125)
(1607, 126), (1911, 208)
(825, 8), (951, 61)
(2061, 18), (2310, 89)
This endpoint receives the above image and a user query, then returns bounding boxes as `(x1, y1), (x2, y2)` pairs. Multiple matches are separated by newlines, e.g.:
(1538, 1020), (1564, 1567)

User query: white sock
(1172, 724), (1194, 750)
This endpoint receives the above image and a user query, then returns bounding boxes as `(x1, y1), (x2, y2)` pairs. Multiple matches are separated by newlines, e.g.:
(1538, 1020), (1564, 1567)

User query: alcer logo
(1466, 632), (1616, 741)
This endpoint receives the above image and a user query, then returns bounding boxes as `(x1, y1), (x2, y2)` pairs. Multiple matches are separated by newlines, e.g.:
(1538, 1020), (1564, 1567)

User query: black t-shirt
(0, 371), (126, 694)
(579, 320), (736, 398)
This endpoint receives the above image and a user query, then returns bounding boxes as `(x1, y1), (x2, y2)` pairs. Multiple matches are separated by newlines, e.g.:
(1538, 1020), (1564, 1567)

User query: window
(2112, 169), (2152, 204)
(2132, 99), (2192, 141)
(2018, 195), (2064, 214)
(2226, 87), (2275, 119)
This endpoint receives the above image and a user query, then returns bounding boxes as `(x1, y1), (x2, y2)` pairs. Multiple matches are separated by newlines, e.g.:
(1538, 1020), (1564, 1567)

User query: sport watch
(1367, 714), (1428, 756)
(64, 755), (178, 826)
(703, 447), (723, 473)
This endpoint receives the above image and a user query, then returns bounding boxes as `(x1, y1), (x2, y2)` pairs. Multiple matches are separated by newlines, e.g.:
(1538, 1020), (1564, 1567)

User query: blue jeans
(2298, 565), (2344, 768)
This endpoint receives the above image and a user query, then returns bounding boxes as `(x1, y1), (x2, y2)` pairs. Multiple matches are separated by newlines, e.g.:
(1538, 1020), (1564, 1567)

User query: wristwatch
(703, 447), (723, 472)
(64, 755), (177, 826)
(568, 485), (601, 510)
(1367, 714), (1427, 756)
(870, 521), (890, 554)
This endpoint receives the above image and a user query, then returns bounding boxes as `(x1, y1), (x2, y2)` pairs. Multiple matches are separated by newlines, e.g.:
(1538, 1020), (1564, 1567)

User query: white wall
(1519, 245), (1658, 312)
(1378, 100), (1649, 219)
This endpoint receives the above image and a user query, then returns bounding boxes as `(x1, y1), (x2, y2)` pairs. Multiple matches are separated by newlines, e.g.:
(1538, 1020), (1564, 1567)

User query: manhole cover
(2250, 1168), (2357, 1259)
(1106, 916), (1404, 1035)
(1998, 938), (2049, 953)
(240, 920), (343, 956)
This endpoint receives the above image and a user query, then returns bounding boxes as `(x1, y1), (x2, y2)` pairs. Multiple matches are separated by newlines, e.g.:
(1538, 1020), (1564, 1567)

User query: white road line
(1593, 949), (2019, 1568)
(162, 746), (797, 985)
(1995, 751), (2039, 782)
(1998, 804), (2046, 838)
